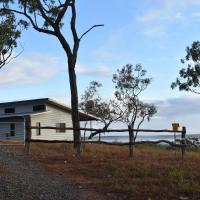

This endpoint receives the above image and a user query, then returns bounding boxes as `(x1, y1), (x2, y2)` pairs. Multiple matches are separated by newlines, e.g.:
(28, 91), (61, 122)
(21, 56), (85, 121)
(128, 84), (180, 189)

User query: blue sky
(2, 0), (200, 134)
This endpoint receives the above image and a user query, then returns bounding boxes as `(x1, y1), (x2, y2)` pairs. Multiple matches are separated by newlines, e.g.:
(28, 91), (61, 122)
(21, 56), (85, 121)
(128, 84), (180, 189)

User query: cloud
(143, 26), (166, 37)
(137, 9), (167, 23)
(155, 96), (200, 118)
(141, 96), (200, 134)
(76, 63), (111, 77)
(192, 12), (200, 17)
(136, 0), (197, 38)
(0, 53), (62, 87)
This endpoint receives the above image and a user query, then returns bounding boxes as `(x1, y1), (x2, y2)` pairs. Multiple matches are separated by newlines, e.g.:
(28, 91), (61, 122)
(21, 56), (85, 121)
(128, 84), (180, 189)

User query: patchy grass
(0, 164), (8, 173)
(26, 143), (200, 200)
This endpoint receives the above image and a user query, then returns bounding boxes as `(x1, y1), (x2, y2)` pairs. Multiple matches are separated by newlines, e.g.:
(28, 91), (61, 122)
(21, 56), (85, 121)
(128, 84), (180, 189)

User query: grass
(24, 143), (200, 200)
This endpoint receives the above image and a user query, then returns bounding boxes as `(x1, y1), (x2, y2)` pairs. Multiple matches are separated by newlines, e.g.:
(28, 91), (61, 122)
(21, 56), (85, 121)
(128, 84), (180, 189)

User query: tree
(0, 1), (103, 155)
(80, 81), (118, 140)
(79, 81), (102, 142)
(112, 64), (157, 157)
(0, 11), (26, 68)
(171, 41), (200, 94)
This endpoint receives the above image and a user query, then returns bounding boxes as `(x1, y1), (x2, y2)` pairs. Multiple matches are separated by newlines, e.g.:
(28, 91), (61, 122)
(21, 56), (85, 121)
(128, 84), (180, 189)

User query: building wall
(0, 121), (25, 141)
(31, 105), (73, 141)
(0, 104), (42, 115)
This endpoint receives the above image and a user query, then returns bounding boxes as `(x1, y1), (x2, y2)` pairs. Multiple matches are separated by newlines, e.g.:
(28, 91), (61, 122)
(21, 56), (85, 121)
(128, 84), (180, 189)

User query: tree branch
(0, 7), (56, 36)
(35, 0), (54, 26)
(79, 24), (104, 41)
(88, 121), (111, 139)
(55, 0), (71, 25)
(134, 114), (147, 141)
(70, 0), (79, 62)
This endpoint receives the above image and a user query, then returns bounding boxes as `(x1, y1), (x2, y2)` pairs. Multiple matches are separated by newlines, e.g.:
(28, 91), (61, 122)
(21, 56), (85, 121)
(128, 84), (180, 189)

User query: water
(91, 133), (200, 143)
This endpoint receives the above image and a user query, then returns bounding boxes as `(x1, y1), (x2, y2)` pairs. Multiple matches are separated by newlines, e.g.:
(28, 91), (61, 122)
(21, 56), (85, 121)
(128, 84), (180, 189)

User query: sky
(2, 0), (200, 134)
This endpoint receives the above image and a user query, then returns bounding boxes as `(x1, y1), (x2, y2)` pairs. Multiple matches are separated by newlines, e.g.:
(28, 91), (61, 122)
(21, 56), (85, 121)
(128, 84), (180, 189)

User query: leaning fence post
(181, 126), (186, 160)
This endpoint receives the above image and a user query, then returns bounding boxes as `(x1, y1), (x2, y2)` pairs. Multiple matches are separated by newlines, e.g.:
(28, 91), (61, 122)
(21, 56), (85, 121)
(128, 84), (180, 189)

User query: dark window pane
(36, 122), (41, 136)
(33, 105), (45, 111)
(60, 123), (66, 133)
(10, 123), (15, 136)
(56, 123), (66, 133)
(5, 108), (15, 114)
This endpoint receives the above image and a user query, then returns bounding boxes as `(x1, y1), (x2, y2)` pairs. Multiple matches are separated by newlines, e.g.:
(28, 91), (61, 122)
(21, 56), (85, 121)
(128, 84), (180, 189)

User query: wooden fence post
(181, 126), (186, 160)
(24, 116), (31, 156)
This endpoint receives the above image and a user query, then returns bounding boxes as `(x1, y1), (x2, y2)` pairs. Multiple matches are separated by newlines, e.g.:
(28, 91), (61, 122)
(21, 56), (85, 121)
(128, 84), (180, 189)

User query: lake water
(90, 133), (200, 143)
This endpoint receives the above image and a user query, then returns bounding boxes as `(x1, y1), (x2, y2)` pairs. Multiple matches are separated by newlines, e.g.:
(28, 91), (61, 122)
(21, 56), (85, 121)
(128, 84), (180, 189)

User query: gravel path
(0, 146), (81, 200)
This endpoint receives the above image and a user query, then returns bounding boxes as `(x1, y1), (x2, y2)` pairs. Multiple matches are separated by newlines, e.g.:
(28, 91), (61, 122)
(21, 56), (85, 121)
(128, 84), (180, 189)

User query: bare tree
(0, 1), (103, 155)
(112, 64), (157, 158)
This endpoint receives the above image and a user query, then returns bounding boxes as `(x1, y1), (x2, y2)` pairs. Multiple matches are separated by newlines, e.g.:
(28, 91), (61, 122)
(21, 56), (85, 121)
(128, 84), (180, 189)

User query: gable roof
(0, 98), (98, 121)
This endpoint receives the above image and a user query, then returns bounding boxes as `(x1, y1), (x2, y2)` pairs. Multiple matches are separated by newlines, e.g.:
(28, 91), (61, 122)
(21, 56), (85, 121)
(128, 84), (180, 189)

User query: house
(0, 98), (97, 141)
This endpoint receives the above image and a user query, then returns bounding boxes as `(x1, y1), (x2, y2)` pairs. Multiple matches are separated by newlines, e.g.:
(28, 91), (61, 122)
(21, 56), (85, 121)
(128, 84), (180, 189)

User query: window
(36, 122), (41, 136)
(10, 123), (15, 136)
(33, 105), (45, 112)
(5, 107), (15, 114)
(56, 123), (66, 133)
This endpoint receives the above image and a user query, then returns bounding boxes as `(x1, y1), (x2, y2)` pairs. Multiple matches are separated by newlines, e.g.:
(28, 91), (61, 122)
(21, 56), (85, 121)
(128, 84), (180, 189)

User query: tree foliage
(80, 81), (119, 139)
(0, 11), (27, 68)
(81, 65), (157, 157)
(112, 64), (156, 131)
(112, 64), (157, 157)
(171, 41), (200, 94)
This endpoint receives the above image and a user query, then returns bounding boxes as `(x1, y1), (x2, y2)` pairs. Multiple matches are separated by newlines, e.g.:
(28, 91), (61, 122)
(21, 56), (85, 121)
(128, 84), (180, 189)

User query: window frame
(10, 123), (15, 136)
(56, 123), (66, 133)
(5, 107), (15, 114)
(33, 105), (46, 112)
(36, 122), (41, 136)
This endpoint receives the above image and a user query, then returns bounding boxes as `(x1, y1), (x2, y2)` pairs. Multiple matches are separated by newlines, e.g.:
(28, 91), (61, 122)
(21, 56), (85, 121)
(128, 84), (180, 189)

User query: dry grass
(26, 143), (200, 200)
(0, 140), (24, 145)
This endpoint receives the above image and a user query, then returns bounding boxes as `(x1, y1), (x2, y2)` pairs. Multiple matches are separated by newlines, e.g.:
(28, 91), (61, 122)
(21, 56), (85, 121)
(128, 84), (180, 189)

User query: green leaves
(172, 41), (200, 94)
(112, 64), (156, 129)
(0, 12), (26, 68)
(113, 64), (152, 99)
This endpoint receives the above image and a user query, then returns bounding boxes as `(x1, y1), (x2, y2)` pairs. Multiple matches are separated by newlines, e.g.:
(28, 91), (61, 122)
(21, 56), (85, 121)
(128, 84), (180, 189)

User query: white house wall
(31, 105), (73, 141)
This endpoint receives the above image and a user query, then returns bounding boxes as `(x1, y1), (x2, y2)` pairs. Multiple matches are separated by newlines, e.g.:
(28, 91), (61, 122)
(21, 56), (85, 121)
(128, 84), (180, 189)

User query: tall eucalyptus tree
(0, 1), (103, 155)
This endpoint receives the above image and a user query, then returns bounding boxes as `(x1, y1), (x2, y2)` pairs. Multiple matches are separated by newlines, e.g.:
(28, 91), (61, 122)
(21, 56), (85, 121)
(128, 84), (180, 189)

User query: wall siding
(31, 105), (73, 141)
(0, 102), (47, 116)
(0, 122), (25, 141)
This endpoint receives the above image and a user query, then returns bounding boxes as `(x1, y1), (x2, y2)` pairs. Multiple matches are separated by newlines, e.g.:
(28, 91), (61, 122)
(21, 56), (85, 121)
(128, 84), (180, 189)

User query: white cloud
(175, 12), (184, 19)
(143, 26), (166, 37)
(76, 63), (111, 77)
(137, 9), (163, 23)
(192, 12), (200, 17)
(136, 0), (198, 38)
(142, 96), (200, 134)
(0, 53), (62, 87)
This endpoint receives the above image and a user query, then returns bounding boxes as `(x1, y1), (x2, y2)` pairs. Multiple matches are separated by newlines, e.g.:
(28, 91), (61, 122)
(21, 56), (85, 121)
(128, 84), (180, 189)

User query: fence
(24, 126), (187, 159)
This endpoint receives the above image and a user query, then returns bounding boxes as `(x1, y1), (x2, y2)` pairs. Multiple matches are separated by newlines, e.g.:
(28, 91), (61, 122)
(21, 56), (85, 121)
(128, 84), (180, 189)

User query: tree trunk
(68, 61), (81, 156)
(128, 125), (134, 158)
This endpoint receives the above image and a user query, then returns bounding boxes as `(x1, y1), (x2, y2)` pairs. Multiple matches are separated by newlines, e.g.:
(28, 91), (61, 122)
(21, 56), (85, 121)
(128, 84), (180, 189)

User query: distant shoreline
(89, 134), (200, 143)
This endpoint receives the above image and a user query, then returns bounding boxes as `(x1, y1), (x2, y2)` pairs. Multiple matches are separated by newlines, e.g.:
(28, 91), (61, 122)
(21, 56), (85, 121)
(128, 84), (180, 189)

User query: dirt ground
(17, 143), (200, 200)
